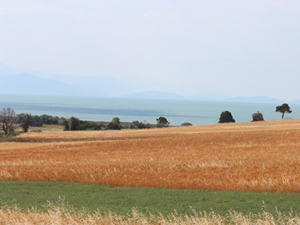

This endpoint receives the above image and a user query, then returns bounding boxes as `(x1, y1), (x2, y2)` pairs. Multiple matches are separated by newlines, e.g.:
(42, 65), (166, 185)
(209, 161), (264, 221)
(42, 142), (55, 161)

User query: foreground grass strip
(1, 200), (300, 225)
(1, 181), (300, 218)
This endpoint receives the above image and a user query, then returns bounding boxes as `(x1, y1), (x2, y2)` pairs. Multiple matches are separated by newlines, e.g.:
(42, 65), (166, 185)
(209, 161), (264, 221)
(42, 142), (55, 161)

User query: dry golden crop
(1, 201), (299, 225)
(1, 119), (300, 192)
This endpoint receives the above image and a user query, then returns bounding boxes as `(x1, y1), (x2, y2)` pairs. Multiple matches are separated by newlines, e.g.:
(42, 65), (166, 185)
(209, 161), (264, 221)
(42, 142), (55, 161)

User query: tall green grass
(1, 181), (300, 217)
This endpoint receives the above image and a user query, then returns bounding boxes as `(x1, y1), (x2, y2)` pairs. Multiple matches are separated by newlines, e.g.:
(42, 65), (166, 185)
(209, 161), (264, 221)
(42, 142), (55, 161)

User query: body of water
(0, 93), (299, 126)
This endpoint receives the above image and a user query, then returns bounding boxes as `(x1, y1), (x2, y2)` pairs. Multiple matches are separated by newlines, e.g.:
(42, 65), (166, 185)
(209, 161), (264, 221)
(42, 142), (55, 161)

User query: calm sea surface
(0, 93), (299, 126)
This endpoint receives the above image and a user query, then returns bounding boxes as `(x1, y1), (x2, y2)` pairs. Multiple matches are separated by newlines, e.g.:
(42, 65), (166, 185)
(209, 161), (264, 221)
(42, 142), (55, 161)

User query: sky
(0, 0), (300, 100)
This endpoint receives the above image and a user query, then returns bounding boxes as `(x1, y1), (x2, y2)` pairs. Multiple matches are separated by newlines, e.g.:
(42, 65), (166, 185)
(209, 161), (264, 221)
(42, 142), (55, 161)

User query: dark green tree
(219, 111), (235, 123)
(68, 117), (81, 130)
(111, 117), (120, 125)
(276, 103), (292, 119)
(15, 114), (22, 124)
(107, 117), (121, 130)
(252, 111), (264, 122)
(53, 116), (59, 124)
(106, 122), (121, 130)
(79, 121), (101, 130)
(32, 115), (43, 127)
(19, 113), (33, 132)
(58, 117), (68, 125)
(40, 114), (51, 124)
(156, 117), (170, 128)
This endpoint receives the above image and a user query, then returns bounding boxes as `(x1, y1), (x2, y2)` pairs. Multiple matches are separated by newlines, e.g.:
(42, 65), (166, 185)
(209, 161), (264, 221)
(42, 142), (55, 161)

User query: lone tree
(0, 108), (16, 135)
(276, 103), (292, 119)
(156, 117), (170, 128)
(68, 117), (81, 130)
(19, 113), (33, 132)
(252, 111), (264, 122)
(219, 111), (235, 123)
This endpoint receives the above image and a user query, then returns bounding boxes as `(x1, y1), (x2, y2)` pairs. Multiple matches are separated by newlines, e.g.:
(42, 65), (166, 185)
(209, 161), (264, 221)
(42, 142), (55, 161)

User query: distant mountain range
(0, 72), (85, 96)
(0, 61), (299, 103)
(0, 62), (182, 97)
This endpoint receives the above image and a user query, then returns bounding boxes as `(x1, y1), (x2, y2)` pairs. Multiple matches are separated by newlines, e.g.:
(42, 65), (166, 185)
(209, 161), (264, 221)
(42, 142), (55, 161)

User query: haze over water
(1, 94), (300, 126)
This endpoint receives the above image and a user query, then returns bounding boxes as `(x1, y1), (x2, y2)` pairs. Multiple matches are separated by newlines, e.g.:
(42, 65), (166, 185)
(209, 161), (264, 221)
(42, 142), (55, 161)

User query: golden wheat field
(1, 119), (300, 192)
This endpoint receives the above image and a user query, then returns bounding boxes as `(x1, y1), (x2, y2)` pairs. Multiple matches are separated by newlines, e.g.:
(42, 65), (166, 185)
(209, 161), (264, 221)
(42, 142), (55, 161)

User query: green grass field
(1, 181), (300, 217)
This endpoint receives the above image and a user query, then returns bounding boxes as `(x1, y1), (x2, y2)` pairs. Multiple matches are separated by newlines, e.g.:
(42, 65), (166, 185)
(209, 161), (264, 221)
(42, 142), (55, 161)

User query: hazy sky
(1, 1), (300, 100)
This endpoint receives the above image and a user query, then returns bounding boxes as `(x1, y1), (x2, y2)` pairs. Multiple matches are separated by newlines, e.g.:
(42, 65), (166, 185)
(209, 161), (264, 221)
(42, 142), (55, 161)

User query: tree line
(63, 117), (169, 131)
(0, 110), (170, 134)
(15, 114), (68, 127)
(0, 103), (293, 135)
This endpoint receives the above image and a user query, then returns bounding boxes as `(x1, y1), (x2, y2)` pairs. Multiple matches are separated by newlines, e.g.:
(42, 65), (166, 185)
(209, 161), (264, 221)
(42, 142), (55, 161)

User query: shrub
(132, 120), (151, 129)
(252, 111), (264, 122)
(181, 122), (192, 126)
(30, 129), (42, 132)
